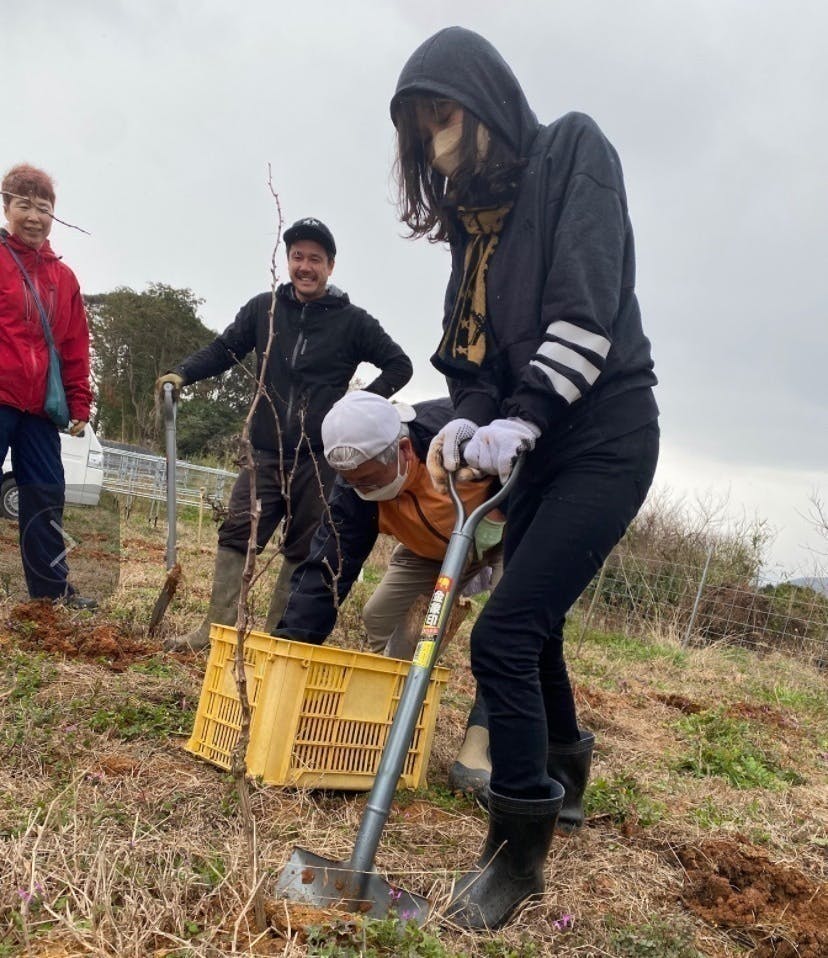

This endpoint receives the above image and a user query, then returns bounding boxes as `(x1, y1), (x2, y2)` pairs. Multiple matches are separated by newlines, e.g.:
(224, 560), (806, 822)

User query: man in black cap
(156, 218), (413, 650)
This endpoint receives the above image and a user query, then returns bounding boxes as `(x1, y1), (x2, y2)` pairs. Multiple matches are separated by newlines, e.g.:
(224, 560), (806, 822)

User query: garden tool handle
(163, 383), (178, 570)
(347, 454), (524, 877)
(448, 451), (523, 536)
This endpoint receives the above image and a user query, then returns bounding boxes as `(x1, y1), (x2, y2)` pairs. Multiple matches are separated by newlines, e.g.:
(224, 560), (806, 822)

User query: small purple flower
(400, 909), (414, 921)
(388, 887), (402, 902)
(17, 889), (33, 904)
(552, 913), (574, 932)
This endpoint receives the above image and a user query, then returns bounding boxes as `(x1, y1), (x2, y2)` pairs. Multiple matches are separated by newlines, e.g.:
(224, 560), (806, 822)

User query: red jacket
(0, 231), (92, 421)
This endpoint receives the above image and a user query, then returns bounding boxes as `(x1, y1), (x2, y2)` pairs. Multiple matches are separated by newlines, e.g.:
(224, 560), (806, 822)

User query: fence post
(575, 562), (609, 656)
(683, 546), (714, 648)
(198, 487), (205, 546)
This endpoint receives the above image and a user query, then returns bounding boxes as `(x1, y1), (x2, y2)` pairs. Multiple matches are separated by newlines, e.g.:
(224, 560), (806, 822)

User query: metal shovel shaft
(147, 385), (180, 636)
(163, 383), (177, 570)
(277, 458), (522, 918)
(348, 464), (519, 873)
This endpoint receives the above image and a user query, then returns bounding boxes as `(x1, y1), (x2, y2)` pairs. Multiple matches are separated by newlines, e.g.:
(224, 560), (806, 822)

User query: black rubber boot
(444, 784), (564, 930)
(547, 728), (595, 836)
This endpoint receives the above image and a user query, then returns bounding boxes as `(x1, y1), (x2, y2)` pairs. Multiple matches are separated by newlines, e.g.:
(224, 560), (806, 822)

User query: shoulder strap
(0, 229), (57, 349)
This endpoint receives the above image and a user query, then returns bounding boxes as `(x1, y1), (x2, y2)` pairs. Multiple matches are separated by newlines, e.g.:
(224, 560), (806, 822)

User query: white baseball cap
(322, 391), (416, 470)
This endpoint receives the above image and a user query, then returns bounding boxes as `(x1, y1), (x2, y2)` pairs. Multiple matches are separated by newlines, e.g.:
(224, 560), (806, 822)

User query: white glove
(426, 418), (478, 493)
(465, 417), (540, 483)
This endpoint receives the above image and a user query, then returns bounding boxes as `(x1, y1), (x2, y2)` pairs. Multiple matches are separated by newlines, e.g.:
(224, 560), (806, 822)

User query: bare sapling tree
(229, 169), (283, 935)
(225, 168), (352, 936)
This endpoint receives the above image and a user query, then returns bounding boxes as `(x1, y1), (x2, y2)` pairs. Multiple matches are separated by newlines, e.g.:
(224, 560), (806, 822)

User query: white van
(0, 427), (104, 520)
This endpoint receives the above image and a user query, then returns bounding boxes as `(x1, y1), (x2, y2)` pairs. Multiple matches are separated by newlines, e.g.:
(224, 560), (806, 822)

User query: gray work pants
(362, 543), (503, 658)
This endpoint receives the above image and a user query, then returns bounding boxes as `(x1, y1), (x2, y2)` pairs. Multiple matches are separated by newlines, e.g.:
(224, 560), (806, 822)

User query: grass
(674, 709), (805, 789)
(87, 696), (192, 740)
(580, 625), (690, 667)
(306, 916), (453, 957)
(608, 917), (705, 957)
(584, 773), (666, 827)
(0, 506), (826, 957)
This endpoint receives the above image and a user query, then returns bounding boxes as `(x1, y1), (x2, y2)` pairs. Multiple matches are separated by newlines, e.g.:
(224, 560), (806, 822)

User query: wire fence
(95, 445), (828, 670)
(101, 445), (237, 516)
(572, 544), (828, 669)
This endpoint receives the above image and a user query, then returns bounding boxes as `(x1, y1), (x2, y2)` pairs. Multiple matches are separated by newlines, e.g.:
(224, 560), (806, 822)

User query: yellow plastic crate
(184, 624), (450, 791)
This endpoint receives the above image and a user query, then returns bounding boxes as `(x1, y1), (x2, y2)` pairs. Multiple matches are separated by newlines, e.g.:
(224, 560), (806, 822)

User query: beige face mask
(430, 121), (491, 178)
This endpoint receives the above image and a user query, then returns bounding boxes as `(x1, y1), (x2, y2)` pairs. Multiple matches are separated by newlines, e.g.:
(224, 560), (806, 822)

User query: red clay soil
(266, 899), (357, 944)
(8, 600), (156, 668)
(724, 701), (802, 731)
(677, 838), (828, 957)
(653, 692), (704, 714)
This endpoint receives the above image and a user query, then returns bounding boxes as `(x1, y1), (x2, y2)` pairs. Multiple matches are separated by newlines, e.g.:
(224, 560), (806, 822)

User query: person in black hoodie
(156, 218), (412, 651)
(391, 27), (659, 928)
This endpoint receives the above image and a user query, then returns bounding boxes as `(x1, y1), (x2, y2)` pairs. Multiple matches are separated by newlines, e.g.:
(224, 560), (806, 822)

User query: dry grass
(1, 506), (826, 957)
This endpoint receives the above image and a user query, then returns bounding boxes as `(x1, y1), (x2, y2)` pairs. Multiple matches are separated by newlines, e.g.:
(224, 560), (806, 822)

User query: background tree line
(85, 284), (255, 461)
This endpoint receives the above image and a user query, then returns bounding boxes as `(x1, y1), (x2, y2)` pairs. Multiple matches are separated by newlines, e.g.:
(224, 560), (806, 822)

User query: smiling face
(287, 239), (334, 302)
(4, 194), (54, 249)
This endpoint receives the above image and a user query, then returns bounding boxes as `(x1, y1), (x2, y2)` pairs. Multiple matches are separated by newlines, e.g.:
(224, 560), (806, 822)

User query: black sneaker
(54, 592), (98, 611)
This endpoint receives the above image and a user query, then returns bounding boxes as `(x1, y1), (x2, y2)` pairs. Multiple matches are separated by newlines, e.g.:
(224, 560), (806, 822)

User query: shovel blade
(276, 846), (430, 925)
(147, 563), (181, 636)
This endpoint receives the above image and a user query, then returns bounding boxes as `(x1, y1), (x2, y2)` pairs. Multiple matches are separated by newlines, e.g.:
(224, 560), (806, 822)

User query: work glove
(155, 372), (185, 399)
(465, 417), (540, 484)
(473, 513), (506, 560)
(426, 418), (478, 493)
(67, 419), (87, 437)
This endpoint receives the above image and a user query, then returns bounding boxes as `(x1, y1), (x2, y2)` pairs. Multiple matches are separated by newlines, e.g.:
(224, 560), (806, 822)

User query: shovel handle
(163, 383), (178, 570)
(348, 455), (524, 876)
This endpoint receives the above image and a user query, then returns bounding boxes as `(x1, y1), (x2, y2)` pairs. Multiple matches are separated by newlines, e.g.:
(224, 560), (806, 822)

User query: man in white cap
(273, 390), (506, 796)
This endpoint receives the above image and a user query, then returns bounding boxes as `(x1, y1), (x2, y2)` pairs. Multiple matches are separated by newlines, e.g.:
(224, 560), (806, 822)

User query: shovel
(275, 456), (523, 923)
(148, 383), (182, 635)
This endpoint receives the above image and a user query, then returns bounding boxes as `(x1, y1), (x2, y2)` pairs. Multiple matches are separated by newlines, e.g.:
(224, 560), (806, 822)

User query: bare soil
(1, 514), (826, 957)
(678, 838), (828, 957)
(8, 599), (155, 667)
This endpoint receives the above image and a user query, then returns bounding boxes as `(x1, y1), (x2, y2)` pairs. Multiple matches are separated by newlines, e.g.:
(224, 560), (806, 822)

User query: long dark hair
(393, 95), (524, 244)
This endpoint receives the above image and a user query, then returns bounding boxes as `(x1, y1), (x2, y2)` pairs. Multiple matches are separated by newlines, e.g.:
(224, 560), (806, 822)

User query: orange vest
(377, 455), (494, 561)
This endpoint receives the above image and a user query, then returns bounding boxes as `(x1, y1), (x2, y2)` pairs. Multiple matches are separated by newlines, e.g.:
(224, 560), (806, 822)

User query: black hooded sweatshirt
(391, 27), (658, 463)
(174, 283), (412, 455)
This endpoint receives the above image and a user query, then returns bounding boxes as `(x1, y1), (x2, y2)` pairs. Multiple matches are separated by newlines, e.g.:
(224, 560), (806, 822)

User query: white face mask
(430, 123), (491, 178)
(354, 458), (409, 502)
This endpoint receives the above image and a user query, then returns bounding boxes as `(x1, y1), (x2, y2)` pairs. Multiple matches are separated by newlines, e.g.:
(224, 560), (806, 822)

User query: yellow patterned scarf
(432, 204), (513, 377)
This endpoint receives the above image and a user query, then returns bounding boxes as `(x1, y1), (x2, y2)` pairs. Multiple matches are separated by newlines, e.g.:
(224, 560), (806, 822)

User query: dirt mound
(677, 838), (828, 957)
(653, 692), (703, 713)
(8, 600), (155, 667)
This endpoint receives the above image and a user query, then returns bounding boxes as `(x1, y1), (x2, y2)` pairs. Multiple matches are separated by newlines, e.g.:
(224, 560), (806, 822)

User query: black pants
(470, 422), (660, 799)
(218, 448), (336, 563)
(0, 406), (69, 599)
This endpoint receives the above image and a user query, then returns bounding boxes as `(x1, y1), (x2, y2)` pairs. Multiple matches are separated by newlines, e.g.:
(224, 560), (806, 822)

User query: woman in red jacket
(0, 164), (95, 607)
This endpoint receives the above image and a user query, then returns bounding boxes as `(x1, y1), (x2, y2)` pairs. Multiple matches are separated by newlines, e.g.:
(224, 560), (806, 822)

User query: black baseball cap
(283, 217), (337, 257)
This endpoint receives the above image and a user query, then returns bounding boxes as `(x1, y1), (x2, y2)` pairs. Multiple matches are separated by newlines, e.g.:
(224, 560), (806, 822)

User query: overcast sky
(6, 0), (826, 577)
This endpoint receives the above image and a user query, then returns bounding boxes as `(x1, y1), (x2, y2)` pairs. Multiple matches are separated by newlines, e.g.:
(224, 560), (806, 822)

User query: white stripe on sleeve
(546, 320), (611, 358)
(529, 359), (582, 403)
(536, 340), (602, 385)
